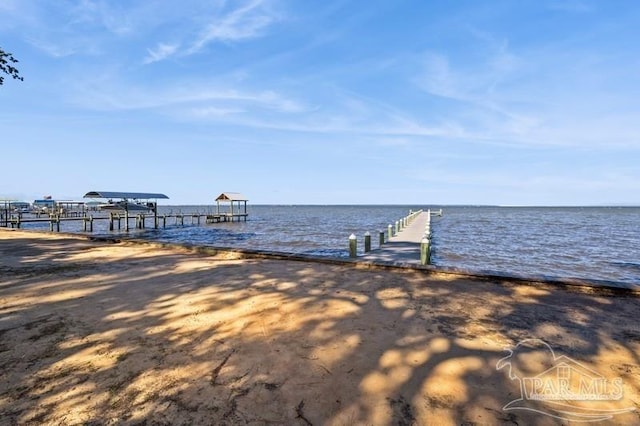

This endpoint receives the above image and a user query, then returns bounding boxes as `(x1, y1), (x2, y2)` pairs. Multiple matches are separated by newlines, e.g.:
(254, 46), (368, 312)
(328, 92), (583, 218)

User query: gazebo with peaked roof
(215, 192), (248, 221)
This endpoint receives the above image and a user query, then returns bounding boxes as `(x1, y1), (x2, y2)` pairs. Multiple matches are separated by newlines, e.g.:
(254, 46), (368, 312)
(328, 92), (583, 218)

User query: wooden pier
(356, 209), (442, 265)
(1, 190), (251, 233)
(2, 212), (242, 233)
(205, 213), (249, 223)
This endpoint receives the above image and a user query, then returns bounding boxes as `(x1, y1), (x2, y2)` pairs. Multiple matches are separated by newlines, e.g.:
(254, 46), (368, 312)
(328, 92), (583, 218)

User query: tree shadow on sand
(1, 232), (639, 425)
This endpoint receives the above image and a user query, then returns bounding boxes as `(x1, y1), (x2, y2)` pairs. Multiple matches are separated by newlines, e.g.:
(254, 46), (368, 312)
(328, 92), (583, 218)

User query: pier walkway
(360, 211), (432, 265)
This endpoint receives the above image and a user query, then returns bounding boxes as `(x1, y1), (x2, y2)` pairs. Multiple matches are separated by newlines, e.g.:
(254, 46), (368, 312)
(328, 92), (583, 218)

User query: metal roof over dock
(83, 191), (169, 199)
(215, 192), (247, 201)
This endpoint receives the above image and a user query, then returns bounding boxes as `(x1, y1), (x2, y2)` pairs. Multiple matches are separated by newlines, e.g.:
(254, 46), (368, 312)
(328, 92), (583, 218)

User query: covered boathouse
(207, 192), (248, 223)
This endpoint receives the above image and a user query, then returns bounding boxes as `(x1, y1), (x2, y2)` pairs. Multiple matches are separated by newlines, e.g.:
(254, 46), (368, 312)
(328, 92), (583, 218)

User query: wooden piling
(364, 231), (371, 253)
(348, 234), (357, 258)
(153, 203), (158, 229)
(420, 237), (430, 265)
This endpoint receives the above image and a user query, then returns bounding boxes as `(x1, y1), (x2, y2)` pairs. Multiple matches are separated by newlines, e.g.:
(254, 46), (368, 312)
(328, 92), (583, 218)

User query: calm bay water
(15, 205), (640, 284)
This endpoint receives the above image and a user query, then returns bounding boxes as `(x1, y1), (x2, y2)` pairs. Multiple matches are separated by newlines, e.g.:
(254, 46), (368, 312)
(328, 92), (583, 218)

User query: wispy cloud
(3, 1), (281, 61)
(412, 27), (640, 150)
(0, 0), (136, 56)
(136, 0), (282, 63)
(70, 78), (306, 115)
(416, 38), (518, 106)
(143, 42), (180, 64)
(68, 69), (478, 141)
(26, 38), (82, 58)
(191, 106), (245, 117)
(188, 0), (280, 54)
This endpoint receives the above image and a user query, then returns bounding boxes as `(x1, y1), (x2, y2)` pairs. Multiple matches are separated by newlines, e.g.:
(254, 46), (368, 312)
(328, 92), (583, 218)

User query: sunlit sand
(1, 230), (638, 425)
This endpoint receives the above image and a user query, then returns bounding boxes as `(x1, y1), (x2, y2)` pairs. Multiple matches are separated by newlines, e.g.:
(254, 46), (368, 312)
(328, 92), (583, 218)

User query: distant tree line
(0, 47), (23, 86)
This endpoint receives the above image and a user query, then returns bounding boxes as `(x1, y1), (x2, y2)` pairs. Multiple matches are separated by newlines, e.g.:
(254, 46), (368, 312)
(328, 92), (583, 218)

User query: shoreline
(4, 204), (638, 286)
(3, 227), (638, 294)
(1, 229), (639, 424)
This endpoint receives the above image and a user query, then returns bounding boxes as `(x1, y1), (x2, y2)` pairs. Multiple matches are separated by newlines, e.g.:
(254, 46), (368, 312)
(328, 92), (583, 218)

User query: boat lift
(83, 191), (169, 231)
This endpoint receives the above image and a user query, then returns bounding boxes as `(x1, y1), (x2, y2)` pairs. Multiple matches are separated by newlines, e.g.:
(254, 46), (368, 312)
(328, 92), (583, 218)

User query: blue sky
(1, 0), (639, 205)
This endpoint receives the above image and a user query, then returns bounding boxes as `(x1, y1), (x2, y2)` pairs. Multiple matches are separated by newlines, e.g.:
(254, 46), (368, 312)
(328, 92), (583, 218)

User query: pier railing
(3, 212), (238, 233)
(348, 209), (425, 257)
(348, 208), (443, 265)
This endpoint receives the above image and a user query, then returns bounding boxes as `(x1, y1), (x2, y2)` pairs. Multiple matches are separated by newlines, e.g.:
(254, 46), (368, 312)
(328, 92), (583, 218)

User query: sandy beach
(1, 229), (639, 425)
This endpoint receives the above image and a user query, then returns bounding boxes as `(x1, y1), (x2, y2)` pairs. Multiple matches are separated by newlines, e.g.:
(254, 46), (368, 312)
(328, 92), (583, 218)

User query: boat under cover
(99, 201), (154, 212)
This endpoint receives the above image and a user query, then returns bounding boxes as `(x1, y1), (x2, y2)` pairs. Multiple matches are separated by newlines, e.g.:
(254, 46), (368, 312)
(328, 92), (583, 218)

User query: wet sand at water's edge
(1, 229), (639, 425)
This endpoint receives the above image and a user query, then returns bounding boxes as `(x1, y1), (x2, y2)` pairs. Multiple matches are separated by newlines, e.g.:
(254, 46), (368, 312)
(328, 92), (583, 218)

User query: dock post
(379, 230), (385, 246)
(162, 215), (166, 228)
(49, 219), (54, 232)
(395, 221), (399, 234)
(153, 203), (158, 229)
(141, 214), (145, 229)
(420, 237), (431, 265)
(388, 224), (393, 240)
(117, 214), (121, 230)
(364, 231), (371, 253)
(16, 217), (21, 229)
(55, 217), (60, 232)
(83, 217), (87, 232)
(348, 234), (357, 258)
(89, 215), (94, 232)
(125, 211), (129, 232)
